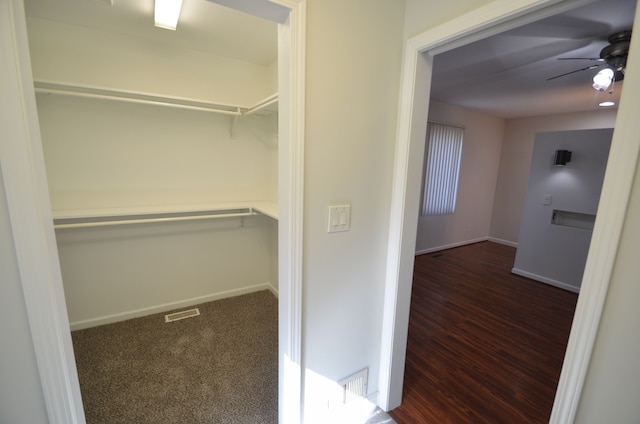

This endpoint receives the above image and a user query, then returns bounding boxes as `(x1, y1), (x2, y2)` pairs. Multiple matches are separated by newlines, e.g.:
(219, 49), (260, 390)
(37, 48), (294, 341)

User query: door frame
(0, 0), (305, 423)
(379, 1), (640, 423)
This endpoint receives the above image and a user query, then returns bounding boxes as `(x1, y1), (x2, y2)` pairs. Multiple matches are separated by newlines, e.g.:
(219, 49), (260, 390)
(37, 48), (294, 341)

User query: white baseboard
(415, 237), (488, 256)
(487, 237), (518, 248)
(69, 282), (276, 331)
(268, 283), (279, 298)
(511, 268), (580, 293)
(368, 391), (379, 405)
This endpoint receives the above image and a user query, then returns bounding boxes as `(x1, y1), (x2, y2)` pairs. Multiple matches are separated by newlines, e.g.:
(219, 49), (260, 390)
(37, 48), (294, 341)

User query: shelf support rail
(34, 80), (243, 116)
(230, 114), (240, 138)
(53, 207), (259, 230)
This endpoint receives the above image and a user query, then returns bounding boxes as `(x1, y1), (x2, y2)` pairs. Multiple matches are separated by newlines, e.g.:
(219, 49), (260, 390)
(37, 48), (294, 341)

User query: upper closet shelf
(34, 80), (278, 136)
(52, 201), (278, 230)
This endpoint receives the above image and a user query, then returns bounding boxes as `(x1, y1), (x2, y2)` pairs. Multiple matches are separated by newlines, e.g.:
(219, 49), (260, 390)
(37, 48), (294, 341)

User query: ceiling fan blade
(557, 57), (605, 61)
(546, 63), (603, 81)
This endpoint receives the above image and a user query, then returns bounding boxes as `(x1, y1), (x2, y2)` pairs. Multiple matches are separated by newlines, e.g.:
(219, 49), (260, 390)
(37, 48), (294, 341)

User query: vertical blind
(422, 122), (464, 215)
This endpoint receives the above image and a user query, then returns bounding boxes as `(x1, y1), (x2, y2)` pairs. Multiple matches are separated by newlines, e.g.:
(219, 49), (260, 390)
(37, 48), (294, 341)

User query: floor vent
(338, 368), (368, 404)
(165, 308), (200, 323)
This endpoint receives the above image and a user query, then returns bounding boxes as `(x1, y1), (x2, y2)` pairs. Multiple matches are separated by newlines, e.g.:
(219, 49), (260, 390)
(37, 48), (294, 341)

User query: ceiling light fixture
(154, 0), (183, 31)
(592, 67), (614, 91)
(599, 101), (616, 107)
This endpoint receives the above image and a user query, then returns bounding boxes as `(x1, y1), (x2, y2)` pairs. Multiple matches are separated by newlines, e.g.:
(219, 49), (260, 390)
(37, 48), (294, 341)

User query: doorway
(0, 0), (304, 423)
(379, 1), (640, 422)
(405, 5), (627, 416)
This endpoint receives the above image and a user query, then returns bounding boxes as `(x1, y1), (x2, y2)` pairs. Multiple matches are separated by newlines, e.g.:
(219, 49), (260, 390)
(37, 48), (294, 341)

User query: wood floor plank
(388, 242), (578, 423)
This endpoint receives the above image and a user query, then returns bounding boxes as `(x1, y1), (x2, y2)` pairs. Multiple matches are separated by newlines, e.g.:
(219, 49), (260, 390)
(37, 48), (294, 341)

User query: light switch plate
(328, 205), (350, 233)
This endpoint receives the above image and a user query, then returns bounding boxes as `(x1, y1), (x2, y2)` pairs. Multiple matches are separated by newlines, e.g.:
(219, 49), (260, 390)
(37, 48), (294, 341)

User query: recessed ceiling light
(599, 101), (616, 107)
(154, 0), (183, 31)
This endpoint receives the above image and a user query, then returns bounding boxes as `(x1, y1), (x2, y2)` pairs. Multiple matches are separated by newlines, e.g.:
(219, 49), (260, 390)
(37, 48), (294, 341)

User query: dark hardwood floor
(388, 241), (578, 424)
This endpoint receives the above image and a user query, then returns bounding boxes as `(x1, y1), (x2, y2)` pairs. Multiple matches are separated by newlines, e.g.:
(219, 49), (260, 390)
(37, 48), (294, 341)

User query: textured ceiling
(430, 0), (637, 118)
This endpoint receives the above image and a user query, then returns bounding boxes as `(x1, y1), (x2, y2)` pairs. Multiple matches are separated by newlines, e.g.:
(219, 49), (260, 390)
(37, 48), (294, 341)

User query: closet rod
(54, 210), (257, 230)
(34, 83), (243, 116)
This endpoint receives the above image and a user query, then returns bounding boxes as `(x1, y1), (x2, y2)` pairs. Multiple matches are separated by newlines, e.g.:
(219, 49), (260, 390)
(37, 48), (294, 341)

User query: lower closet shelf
(53, 202), (278, 230)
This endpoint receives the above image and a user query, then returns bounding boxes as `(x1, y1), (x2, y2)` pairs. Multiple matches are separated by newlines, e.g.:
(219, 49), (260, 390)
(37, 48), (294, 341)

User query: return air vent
(338, 368), (368, 404)
(327, 368), (369, 411)
(165, 308), (200, 323)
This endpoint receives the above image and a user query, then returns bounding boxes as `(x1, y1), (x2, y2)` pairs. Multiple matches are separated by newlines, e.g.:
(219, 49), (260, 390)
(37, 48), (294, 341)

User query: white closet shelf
(52, 201), (278, 230)
(33, 80), (278, 117)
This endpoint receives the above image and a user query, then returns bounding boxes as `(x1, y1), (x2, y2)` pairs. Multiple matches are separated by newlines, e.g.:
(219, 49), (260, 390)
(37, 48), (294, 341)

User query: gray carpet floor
(71, 290), (278, 424)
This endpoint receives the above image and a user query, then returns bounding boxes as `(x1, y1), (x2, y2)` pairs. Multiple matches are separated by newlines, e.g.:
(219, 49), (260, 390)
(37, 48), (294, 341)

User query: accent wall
(512, 128), (613, 292)
(490, 110), (618, 244)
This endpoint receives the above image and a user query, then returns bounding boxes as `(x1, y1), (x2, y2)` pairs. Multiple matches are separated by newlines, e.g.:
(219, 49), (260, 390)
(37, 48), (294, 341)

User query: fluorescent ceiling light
(599, 101), (615, 107)
(592, 68), (614, 91)
(154, 0), (183, 31)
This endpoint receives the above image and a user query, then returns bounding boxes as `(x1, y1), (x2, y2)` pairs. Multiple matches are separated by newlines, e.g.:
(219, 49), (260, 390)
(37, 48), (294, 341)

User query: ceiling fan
(547, 30), (632, 91)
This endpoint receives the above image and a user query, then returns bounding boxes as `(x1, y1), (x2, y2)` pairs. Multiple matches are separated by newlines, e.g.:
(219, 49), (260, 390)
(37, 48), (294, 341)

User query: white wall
(302, 0), (404, 417)
(403, 0), (494, 38)
(57, 215), (274, 328)
(490, 110), (617, 243)
(513, 128), (612, 291)
(575, 156), (640, 422)
(36, 94), (277, 211)
(416, 101), (504, 253)
(0, 172), (49, 424)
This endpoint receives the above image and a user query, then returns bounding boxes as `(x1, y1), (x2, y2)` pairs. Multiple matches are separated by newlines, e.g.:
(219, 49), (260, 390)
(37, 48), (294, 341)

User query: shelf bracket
(229, 109), (241, 138)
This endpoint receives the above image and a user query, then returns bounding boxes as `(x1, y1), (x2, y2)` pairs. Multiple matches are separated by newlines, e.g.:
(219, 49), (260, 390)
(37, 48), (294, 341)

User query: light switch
(543, 195), (552, 205)
(328, 205), (350, 233)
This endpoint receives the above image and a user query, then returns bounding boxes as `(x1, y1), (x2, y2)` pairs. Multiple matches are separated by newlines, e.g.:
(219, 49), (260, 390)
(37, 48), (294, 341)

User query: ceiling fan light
(592, 68), (614, 91)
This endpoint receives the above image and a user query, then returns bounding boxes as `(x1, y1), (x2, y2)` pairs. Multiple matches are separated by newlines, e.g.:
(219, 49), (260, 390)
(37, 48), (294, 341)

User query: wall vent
(165, 308), (200, 323)
(338, 368), (368, 404)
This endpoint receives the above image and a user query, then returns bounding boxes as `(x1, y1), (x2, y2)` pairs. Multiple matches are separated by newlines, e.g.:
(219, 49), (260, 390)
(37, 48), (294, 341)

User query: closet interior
(24, 0), (280, 331)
